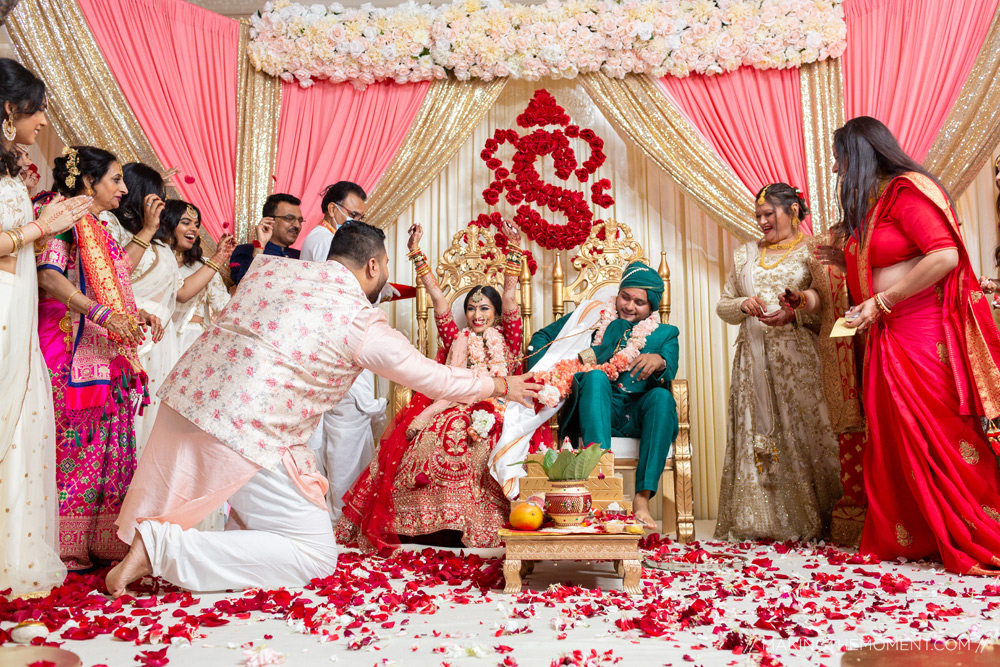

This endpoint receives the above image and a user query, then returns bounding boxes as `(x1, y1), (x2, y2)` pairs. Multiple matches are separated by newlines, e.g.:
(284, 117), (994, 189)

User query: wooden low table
(498, 528), (644, 595)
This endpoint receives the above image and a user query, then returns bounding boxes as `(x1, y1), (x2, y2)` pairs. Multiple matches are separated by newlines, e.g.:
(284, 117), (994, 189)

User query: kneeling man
(108, 222), (538, 595)
(526, 262), (679, 528)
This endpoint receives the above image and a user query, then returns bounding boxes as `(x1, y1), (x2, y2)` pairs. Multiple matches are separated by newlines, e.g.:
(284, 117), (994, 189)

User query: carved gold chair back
(552, 219), (670, 323)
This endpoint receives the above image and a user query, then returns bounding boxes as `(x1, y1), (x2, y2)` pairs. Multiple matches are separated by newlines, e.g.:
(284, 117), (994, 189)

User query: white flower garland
(465, 326), (509, 377)
(250, 0), (847, 90)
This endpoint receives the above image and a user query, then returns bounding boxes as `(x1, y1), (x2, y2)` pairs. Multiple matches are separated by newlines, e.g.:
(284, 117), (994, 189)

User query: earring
(2, 117), (15, 142)
(792, 214), (800, 230)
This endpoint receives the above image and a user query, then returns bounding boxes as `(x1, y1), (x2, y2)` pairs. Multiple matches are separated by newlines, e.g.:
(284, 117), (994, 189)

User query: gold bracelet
(130, 236), (151, 249)
(794, 290), (807, 310)
(203, 259), (221, 274)
(6, 227), (24, 253)
(65, 288), (82, 309)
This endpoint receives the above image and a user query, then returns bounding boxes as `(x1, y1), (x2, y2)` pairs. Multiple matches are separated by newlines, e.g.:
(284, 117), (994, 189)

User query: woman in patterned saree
(36, 146), (163, 570)
(715, 183), (842, 541)
(338, 221), (524, 550)
(837, 116), (1000, 575)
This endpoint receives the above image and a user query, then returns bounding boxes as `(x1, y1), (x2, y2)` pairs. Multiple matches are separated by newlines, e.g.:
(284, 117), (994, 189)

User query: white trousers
(136, 464), (338, 592)
(307, 369), (386, 523)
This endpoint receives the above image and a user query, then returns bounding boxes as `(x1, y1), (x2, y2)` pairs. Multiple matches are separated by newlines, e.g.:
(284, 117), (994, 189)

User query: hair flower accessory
(62, 146), (80, 190)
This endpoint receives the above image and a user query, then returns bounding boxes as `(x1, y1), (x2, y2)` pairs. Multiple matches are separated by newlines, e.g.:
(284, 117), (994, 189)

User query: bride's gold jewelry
(759, 231), (804, 270)
(757, 185), (770, 206)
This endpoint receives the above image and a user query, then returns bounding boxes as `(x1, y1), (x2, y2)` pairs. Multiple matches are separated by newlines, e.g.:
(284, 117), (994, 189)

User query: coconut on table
(500, 444), (645, 594)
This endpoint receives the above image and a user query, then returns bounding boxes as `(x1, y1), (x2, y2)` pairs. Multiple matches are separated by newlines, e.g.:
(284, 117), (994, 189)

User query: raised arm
(406, 223), (449, 317)
(121, 194), (164, 269)
(499, 219), (522, 314)
(177, 235), (236, 303)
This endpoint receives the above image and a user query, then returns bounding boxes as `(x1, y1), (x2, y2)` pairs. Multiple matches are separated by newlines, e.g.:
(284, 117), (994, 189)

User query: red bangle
(501, 377), (509, 398)
(252, 240), (263, 249)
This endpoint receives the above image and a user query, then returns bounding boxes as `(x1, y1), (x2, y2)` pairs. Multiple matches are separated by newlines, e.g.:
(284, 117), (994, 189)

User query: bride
(338, 220), (524, 550)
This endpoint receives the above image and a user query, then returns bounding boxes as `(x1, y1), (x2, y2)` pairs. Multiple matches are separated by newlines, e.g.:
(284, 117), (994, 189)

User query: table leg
(504, 558), (522, 594)
(622, 559), (641, 595)
(614, 560), (624, 577)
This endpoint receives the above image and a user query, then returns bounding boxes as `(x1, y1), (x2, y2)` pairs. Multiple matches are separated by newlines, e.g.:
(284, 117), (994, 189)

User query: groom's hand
(629, 353), (665, 381)
(501, 374), (541, 408)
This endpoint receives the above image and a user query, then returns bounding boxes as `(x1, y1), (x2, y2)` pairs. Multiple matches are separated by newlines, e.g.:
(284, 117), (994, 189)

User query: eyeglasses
(275, 214), (305, 225)
(334, 202), (366, 222)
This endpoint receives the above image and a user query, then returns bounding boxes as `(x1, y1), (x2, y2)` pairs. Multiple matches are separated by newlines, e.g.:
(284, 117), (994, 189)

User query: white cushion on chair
(609, 436), (640, 459)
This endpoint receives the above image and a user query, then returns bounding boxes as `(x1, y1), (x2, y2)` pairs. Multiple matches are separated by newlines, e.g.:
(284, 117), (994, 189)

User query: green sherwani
(526, 313), (680, 495)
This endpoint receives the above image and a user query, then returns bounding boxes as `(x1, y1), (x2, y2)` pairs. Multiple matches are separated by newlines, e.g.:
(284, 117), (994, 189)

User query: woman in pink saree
(35, 146), (163, 569)
(835, 117), (1000, 575)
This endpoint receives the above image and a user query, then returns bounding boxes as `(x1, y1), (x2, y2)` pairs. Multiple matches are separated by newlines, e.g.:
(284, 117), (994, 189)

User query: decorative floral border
(249, 0), (847, 89)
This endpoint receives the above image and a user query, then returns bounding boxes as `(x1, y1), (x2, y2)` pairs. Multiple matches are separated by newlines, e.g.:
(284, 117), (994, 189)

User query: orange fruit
(510, 502), (544, 531)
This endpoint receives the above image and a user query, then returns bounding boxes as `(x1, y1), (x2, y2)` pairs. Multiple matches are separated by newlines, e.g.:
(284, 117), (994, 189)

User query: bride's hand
(501, 219), (522, 246)
(407, 223), (423, 252)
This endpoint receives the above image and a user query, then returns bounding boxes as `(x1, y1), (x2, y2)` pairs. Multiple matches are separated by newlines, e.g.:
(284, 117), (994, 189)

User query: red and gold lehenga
(337, 308), (522, 551)
(845, 173), (1000, 574)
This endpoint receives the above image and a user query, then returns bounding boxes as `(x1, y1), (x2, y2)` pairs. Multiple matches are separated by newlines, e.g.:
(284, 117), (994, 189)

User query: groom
(525, 261), (679, 529)
(107, 221), (540, 595)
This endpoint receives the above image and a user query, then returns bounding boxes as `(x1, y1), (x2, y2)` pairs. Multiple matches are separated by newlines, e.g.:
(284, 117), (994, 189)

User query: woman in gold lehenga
(715, 183), (842, 541)
(338, 220), (524, 550)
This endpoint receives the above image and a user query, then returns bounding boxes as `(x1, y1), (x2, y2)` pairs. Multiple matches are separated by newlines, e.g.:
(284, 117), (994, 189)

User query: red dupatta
(858, 172), (1000, 418)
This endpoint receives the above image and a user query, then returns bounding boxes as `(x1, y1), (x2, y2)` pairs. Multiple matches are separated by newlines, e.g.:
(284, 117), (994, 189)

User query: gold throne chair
(391, 225), (534, 416)
(549, 219), (694, 543)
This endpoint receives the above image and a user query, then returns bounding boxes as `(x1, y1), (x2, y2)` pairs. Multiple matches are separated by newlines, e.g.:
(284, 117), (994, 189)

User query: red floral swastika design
(472, 89), (614, 251)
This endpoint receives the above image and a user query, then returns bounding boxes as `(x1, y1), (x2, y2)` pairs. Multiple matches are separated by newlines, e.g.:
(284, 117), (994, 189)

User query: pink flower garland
(465, 326), (509, 377)
(536, 313), (659, 407)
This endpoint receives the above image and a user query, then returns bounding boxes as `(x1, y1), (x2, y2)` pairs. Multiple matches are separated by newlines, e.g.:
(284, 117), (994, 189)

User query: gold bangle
(794, 290), (807, 310)
(65, 288), (82, 309)
(130, 236), (151, 249)
(202, 259), (221, 274)
(7, 227), (24, 252)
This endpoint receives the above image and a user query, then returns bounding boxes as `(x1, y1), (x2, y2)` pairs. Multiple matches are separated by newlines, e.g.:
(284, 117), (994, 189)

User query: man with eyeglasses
(229, 193), (304, 286)
(300, 181), (367, 264)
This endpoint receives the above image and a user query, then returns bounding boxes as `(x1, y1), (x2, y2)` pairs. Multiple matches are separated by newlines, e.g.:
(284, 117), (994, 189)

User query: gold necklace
(758, 231), (804, 270)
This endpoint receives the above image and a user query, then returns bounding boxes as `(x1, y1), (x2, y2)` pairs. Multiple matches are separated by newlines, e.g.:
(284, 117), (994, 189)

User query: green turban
(619, 261), (664, 311)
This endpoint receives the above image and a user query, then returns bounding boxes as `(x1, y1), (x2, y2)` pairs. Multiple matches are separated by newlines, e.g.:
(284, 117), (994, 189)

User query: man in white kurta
(109, 222), (535, 595)
(299, 181), (383, 523)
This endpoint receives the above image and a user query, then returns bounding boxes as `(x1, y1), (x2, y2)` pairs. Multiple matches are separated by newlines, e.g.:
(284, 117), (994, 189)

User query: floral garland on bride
(250, 0), (847, 90)
(536, 299), (659, 407)
(465, 326), (510, 377)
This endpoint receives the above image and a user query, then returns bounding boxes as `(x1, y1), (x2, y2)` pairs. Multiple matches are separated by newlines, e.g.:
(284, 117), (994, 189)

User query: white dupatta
(488, 299), (611, 499)
(737, 241), (777, 446)
(0, 177), (39, 461)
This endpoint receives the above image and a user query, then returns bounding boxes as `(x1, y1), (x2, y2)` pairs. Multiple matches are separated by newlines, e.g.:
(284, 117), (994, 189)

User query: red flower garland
(469, 89), (614, 251)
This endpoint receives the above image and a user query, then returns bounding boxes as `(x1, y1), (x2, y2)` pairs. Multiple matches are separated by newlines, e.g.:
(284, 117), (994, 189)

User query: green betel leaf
(546, 450), (576, 480)
(565, 442), (604, 480)
(542, 449), (558, 470)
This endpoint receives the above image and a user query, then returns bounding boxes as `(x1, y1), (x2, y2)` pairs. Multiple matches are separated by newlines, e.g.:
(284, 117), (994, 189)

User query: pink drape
(658, 68), (812, 233)
(273, 80), (429, 248)
(78, 0), (238, 240)
(842, 0), (999, 162)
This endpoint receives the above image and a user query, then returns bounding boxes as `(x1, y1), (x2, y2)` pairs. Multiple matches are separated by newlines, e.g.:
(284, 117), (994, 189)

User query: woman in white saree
(0, 58), (90, 594)
(715, 183), (842, 542)
(161, 200), (234, 356)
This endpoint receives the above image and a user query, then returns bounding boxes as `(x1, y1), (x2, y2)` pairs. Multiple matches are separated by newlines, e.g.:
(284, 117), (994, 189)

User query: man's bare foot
(105, 532), (153, 597)
(632, 493), (659, 531)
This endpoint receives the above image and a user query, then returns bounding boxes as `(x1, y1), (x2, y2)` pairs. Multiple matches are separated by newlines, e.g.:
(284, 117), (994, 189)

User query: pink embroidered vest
(159, 256), (372, 471)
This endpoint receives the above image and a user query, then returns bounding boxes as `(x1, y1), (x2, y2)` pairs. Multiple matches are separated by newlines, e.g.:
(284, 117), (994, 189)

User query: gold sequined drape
(923, 5), (1000, 199)
(579, 73), (758, 241)
(799, 59), (845, 236)
(5, 0), (164, 171)
(235, 21), (282, 243)
(366, 77), (507, 230)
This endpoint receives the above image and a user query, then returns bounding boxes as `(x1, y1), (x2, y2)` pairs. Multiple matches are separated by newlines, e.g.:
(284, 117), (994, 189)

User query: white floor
(4, 520), (1000, 666)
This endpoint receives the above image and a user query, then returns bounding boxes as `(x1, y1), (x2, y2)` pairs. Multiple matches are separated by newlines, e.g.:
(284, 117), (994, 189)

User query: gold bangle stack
(130, 236), (151, 249)
(505, 246), (523, 276)
(794, 290), (807, 310)
(4, 227), (25, 253)
(407, 249), (431, 278)
(203, 259), (221, 274)
(874, 292), (892, 316)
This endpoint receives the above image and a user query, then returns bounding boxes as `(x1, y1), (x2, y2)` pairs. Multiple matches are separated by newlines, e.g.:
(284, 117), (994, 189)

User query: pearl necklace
(758, 231), (804, 270)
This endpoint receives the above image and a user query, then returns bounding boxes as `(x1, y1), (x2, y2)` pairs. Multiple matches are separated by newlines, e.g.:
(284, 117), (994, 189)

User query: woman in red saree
(835, 117), (1000, 575)
(337, 221), (524, 550)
